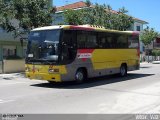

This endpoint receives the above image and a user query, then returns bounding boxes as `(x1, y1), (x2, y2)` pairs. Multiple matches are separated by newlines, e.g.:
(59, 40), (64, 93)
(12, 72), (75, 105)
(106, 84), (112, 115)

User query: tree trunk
(146, 45), (149, 63)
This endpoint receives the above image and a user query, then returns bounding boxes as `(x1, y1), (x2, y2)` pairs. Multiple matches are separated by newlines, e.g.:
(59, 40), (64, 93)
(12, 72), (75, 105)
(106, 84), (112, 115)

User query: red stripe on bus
(132, 31), (140, 36)
(137, 48), (140, 57)
(70, 26), (95, 31)
(77, 49), (95, 62)
(78, 49), (95, 53)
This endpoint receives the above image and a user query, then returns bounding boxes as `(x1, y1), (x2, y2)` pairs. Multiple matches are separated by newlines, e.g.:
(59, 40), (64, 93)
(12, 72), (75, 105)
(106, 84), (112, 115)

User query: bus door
(61, 30), (77, 64)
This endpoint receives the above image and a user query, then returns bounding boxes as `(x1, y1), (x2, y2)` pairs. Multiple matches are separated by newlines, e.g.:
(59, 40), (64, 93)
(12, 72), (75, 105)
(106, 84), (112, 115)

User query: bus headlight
(48, 68), (59, 73)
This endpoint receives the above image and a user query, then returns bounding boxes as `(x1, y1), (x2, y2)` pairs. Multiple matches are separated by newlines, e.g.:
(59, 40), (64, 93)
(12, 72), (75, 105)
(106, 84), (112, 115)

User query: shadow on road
(140, 66), (152, 69)
(30, 73), (154, 89)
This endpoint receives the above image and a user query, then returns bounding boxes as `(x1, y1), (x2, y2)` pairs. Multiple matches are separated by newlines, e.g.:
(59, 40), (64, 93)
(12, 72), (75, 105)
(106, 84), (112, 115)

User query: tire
(75, 69), (86, 83)
(120, 64), (127, 77)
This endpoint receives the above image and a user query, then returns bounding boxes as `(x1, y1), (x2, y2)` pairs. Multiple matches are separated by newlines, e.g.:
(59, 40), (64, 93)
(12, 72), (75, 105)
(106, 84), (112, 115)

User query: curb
(152, 61), (160, 64)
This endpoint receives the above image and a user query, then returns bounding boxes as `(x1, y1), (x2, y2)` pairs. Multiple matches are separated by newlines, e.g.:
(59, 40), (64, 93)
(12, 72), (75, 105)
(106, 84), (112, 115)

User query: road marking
(0, 99), (14, 104)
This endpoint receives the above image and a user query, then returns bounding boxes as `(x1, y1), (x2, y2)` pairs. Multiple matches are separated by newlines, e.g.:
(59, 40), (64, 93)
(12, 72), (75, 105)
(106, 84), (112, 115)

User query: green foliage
(85, 0), (91, 7)
(115, 7), (133, 30)
(140, 27), (158, 46)
(63, 1), (133, 31)
(0, 0), (53, 38)
(86, 3), (108, 26)
(152, 50), (160, 56)
(64, 9), (85, 25)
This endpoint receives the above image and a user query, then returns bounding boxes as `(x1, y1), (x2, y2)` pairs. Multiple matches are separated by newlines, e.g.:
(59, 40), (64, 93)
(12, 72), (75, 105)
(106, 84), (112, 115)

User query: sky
(53, 0), (160, 32)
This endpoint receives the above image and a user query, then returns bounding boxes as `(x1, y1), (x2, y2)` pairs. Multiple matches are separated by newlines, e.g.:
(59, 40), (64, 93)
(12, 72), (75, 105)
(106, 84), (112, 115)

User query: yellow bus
(25, 25), (140, 83)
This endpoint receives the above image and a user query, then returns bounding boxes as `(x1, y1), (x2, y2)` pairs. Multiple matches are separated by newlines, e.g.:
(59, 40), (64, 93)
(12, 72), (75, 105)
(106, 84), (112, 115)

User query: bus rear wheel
(120, 64), (127, 77)
(75, 69), (86, 83)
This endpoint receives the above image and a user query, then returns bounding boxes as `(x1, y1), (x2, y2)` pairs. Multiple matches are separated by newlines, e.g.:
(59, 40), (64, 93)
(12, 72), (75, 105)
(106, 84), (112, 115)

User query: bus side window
(106, 36), (113, 48)
(128, 35), (139, 48)
(98, 32), (114, 49)
(86, 32), (98, 48)
(77, 31), (98, 48)
(77, 31), (86, 48)
(99, 37), (106, 48)
(98, 32), (108, 48)
(116, 34), (128, 48)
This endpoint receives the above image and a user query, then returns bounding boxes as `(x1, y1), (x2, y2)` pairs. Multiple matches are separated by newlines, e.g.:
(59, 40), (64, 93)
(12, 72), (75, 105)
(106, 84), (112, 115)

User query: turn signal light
(25, 67), (31, 72)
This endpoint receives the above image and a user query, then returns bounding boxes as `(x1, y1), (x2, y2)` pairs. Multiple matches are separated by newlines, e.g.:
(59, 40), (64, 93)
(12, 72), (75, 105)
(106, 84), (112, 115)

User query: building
(0, 0), (52, 73)
(53, 1), (148, 53)
(54, 1), (148, 31)
(0, 27), (27, 73)
(154, 37), (160, 49)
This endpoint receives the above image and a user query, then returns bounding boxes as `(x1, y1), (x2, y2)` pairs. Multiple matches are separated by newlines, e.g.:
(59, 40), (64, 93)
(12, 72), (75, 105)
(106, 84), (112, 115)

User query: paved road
(0, 63), (160, 114)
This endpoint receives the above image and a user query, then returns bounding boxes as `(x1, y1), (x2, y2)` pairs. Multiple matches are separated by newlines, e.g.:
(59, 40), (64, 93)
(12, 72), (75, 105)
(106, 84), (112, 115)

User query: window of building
(3, 46), (17, 58)
(136, 26), (141, 31)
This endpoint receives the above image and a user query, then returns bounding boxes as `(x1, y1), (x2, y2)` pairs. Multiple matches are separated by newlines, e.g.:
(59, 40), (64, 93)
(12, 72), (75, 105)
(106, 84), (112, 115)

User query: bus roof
(32, 25), (139, 35)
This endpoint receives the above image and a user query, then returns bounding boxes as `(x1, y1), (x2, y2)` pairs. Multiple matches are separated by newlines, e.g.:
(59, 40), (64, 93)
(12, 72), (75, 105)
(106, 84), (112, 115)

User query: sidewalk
(140, 61), (160, 64)
(152, 61), (160, 64)
(0, 72), (25, 80)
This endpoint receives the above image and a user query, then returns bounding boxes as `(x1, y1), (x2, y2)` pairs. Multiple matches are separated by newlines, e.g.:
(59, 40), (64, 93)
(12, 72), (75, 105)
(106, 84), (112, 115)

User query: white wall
(133, 21), (146, 53)
(3, 59), (25, 73)
(133, 21), (144, 31)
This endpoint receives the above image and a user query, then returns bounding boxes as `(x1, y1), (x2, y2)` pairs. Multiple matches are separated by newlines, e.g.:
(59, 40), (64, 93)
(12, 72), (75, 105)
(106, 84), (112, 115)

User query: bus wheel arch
(120, 63), (127, 77)
(75, 67), (88, 83)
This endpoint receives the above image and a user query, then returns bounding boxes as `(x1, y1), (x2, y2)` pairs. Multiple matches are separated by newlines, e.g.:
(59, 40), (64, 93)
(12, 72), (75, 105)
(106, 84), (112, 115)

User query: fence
(140, 55), (160, 62)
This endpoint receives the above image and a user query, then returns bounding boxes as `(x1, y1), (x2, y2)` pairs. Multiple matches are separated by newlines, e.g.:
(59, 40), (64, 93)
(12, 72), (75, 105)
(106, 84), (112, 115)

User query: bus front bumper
(26, 72), (62, 82)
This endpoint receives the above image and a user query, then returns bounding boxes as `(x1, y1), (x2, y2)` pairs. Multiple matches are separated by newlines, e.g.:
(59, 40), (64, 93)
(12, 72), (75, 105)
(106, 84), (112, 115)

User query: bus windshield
(26, 29), (61, 63)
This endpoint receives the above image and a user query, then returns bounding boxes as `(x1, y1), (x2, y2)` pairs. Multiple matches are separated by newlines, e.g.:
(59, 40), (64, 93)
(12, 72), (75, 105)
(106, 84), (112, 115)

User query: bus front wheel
(120, 64), (127, 77)
(75, 69), (87, 83)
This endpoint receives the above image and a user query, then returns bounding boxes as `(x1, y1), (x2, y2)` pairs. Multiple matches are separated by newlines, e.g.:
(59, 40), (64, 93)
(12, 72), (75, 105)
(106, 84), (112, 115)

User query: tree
(82, 3), (107, 26)
(140, 26), (158, 62)
(64, 9), (85, 25)
(0, 0), (53, 38)
(152, 50), (160, 61)
(63, 0), (133, 31)
(115, 7), (133, 30)
(140, 27), (158, 46)
(85, 0), (91, 7)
